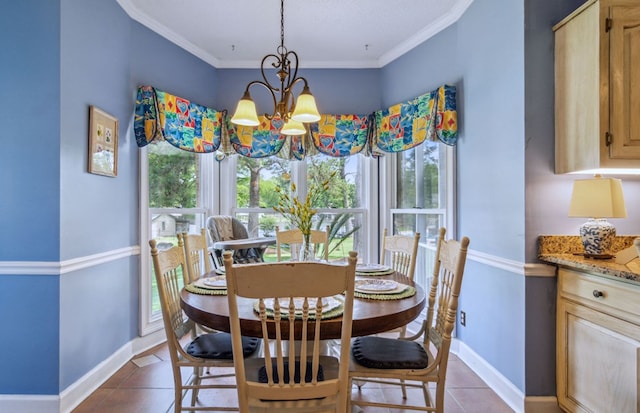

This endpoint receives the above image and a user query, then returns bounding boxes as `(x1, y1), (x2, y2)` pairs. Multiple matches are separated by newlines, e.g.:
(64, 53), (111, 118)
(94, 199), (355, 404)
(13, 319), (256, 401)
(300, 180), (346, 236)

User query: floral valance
(134, 86), (224, 153)
(372, 84), (457, 154)
(227, 114), (370, 160)
(310, 114), (370, 157)
(133, 84), (457, 158)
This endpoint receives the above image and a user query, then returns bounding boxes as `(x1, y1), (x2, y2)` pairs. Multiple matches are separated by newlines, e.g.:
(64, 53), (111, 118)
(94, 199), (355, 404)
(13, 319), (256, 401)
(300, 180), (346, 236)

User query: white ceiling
(117, 0), (473, 69)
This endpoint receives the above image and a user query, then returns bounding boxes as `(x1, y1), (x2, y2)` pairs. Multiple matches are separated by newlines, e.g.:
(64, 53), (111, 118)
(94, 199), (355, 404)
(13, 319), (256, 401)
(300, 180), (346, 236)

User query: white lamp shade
(231, 98), (260, 127)
(281, 119), (306, 136)
(568, 176), (627, 218)
(291, 90), (321, 123)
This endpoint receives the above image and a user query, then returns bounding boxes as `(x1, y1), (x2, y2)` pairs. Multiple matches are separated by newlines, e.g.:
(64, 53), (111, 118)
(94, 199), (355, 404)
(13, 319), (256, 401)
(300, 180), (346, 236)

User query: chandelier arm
(260, 53), (283, 92)
(244, 80), (279, 120)
(285, 75), (310, 95)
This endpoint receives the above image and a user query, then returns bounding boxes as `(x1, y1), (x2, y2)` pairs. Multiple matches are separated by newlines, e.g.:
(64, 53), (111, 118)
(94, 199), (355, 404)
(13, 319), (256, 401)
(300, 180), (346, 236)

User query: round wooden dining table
(180, 270), (426, 340)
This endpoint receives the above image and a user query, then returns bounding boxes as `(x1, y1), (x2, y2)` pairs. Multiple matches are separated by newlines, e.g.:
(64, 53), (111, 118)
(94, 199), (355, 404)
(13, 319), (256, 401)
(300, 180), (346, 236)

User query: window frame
(138, 144), (217, 336)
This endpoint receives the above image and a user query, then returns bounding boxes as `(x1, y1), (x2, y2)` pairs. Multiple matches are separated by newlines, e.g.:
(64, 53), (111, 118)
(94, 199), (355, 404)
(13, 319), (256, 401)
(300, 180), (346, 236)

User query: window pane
(396, 141), (442, 210)
(236, 157), (291, 236)
(308, 154), (362, 208)
(147, 140), (203, 319)
(422, 141), (442, 209)
(148, 141), (199, 208)
(397, 149), (416, 209)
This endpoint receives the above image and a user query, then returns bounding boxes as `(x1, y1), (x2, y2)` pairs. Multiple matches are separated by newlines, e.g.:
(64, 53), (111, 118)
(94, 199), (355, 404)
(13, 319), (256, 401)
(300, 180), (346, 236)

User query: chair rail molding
(0, 245), (141, 275)
(467, 248), (557, 277)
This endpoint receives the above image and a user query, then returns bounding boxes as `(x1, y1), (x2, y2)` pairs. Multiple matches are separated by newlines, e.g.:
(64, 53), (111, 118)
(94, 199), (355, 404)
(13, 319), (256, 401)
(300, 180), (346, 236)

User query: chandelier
(230, 0), (321, 136)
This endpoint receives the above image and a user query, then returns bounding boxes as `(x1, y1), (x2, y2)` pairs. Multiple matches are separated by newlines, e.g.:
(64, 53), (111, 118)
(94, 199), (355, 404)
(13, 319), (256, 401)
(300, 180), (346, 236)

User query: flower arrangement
(273, 174), (334, 260)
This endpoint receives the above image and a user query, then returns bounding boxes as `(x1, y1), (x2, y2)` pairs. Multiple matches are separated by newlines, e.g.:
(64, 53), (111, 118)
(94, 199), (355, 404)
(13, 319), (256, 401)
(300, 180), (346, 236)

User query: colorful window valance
(227, 114), (369, 160)
(134, 84), (457, 158)
(309, 114), (370, 158)
(228, 117), (288, 158)
(372, 84), (458, 153)
(134, 86), (224, 153)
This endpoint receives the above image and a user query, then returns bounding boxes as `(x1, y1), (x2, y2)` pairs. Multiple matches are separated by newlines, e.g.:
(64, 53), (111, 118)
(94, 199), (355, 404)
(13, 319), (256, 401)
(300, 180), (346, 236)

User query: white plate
(263, 296), (343, 314)
(355, 279), (398, 293)
(356, 263), (392, 273)
(201, 276), (226, 289)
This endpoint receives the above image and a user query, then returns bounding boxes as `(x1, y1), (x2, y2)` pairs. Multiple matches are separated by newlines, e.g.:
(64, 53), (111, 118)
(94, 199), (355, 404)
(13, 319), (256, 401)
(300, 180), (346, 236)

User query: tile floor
(71, 339), (514, 413)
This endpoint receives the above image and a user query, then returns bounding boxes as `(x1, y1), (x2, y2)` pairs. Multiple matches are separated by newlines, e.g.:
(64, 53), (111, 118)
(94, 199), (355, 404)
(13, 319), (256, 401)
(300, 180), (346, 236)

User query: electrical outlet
(460, 311), (466, 326)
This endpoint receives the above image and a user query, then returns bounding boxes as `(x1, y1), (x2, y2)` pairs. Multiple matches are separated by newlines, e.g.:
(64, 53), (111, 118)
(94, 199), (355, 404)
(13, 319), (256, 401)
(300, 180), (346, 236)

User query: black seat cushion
(186, 332), (260, 359)
(351, 336), (429, 369)
(258, 360), (324, 384)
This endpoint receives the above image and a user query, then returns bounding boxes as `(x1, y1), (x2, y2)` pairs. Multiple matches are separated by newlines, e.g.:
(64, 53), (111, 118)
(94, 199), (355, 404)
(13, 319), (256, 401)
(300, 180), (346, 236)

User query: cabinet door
(558, 299), (640, 413)
(609, 6), (640, 159)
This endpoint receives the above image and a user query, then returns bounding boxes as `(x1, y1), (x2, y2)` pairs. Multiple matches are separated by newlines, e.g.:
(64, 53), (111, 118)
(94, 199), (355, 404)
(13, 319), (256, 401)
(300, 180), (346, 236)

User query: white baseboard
(0, 395), (59, 413)
(453, 338), (525, 413)
(0, 330), (165, 413)
(453, 340), (561, 413)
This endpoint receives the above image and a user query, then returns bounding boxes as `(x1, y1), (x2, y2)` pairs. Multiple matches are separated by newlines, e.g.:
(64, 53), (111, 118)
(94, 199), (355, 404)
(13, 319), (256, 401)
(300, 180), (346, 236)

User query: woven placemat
(354, 286), (416, 300)
(253, 300), (344, 320)
(185, 283), (227, 296)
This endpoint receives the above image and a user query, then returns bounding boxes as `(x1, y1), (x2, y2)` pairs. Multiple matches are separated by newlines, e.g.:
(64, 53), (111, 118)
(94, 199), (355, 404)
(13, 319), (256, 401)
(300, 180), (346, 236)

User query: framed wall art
(88, 105), (118, 177)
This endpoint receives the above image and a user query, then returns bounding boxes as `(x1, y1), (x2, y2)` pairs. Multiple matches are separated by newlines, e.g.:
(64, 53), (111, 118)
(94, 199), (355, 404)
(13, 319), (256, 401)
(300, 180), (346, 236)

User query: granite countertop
(538, 235), (640, 284)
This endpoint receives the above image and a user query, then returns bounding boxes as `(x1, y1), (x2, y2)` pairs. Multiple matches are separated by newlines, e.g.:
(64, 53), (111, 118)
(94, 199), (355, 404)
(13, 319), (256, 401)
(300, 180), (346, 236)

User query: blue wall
(0, 0), (62, 395)
(215, 69), (382, 116)
(0, 0), (219, 394)
(380, 0), (528, 391)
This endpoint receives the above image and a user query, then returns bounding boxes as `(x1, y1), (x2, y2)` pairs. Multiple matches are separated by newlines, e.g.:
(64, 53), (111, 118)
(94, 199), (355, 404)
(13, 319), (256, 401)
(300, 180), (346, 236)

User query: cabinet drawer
(559, 268), (640, 321)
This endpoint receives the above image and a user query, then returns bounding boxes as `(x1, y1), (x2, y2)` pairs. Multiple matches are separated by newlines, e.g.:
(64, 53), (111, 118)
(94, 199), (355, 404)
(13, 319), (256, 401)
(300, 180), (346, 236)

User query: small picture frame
(88, 105), (118, 177)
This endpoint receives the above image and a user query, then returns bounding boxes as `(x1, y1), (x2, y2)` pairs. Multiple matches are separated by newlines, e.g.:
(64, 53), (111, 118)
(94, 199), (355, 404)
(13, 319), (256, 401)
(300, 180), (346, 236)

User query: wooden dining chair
(379, 229), (421, 337)
(149, 239), (260, 412)
(275, 225), (330, 261)
(179, 229), (219, 338)
(223, 250), (358, 412)
(179, 228), (212, 284)
(380, 228), (421, 281)
(349, 228), (470, 413)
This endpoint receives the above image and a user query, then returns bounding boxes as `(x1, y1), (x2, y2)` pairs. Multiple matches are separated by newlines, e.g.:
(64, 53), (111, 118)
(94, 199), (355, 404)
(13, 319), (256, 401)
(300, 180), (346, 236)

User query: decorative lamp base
(579, 218), (616, 257)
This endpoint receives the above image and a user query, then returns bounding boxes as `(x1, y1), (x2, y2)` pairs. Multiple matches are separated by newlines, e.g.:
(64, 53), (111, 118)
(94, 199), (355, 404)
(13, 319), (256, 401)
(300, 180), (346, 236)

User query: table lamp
(568, 174), (627, 258)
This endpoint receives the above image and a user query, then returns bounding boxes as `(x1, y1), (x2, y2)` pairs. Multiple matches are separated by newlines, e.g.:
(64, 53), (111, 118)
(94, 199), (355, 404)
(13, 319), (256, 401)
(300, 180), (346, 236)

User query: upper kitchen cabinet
(554, 0), (640, 174)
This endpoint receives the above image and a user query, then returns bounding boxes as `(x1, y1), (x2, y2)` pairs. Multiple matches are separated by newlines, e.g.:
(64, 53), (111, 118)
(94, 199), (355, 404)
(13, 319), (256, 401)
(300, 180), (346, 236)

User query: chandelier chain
(280, 0), (285, 50)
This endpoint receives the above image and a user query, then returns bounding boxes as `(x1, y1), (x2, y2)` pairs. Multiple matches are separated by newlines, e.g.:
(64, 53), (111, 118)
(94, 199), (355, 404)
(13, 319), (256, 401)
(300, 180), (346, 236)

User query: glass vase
(299, 233), (315, 261)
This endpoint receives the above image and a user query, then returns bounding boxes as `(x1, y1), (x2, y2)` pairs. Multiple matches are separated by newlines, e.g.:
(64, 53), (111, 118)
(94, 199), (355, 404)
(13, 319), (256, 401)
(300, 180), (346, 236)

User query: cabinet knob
(592, 290), (604, 298)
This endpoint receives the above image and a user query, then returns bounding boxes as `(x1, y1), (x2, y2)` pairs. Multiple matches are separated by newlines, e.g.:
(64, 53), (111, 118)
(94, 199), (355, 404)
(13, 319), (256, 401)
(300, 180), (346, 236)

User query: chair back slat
(225, 250), (357, 410)
(275, 225), (330, 261)
(179, 228), (211, 284)
(149, 239), (193, 357)
(380, 228), (420, 281)
(424, 228), (470, 363)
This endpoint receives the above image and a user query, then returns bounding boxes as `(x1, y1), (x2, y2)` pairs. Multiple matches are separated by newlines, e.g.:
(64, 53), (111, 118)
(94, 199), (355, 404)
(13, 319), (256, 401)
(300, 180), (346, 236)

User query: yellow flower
(273, 175), (334, 236)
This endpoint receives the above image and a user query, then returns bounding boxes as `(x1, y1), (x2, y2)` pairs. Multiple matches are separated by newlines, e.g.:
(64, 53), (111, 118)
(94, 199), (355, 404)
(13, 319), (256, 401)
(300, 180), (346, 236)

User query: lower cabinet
(557, 268), (640, 413)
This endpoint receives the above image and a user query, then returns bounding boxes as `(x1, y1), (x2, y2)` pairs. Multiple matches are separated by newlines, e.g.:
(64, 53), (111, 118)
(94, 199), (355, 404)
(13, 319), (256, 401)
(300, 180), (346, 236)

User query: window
(139, 140), (212, 335)
(230, 152), (374, 262)
(383, 141), (456, 288)
(139, 138), (452, 336)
